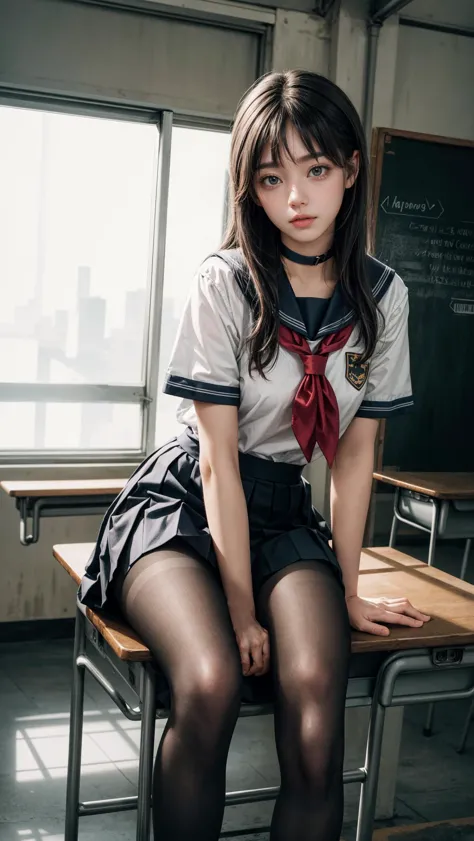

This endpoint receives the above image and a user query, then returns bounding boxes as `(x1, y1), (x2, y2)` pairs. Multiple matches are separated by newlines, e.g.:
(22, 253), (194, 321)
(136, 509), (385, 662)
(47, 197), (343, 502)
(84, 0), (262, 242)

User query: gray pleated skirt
(78, 426), (343, 613)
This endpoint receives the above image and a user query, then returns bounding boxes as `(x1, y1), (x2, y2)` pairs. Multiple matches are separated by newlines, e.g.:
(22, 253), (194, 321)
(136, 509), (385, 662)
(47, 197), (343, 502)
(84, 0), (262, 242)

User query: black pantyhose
(118, 548), (242, 841)
(257, 560), (351, 841)
(118, 549), (351, 841)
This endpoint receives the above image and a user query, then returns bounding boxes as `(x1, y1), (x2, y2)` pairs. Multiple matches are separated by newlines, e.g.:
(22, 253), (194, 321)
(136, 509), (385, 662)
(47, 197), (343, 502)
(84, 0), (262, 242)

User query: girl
(80, 70), (430, 841)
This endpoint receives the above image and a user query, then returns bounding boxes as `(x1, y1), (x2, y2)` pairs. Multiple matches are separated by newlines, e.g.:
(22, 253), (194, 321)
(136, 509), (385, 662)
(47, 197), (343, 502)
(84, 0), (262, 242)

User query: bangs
(251, 98), (348, 176)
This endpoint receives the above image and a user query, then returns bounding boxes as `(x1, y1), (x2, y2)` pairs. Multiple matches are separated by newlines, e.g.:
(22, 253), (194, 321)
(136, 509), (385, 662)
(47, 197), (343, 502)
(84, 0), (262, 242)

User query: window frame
(0, 97), (170, 464)
(0, 95), (230, 465)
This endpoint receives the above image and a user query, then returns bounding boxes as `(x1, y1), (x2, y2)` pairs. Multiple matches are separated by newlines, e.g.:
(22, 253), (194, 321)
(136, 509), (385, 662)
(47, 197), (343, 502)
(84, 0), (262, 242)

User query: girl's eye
(261, 175), (281, 187)
(309, 165), (329, 179)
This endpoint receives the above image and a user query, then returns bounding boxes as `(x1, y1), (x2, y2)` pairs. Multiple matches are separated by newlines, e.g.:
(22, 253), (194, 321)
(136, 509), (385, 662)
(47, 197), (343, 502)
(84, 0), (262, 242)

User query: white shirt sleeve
(356, 282), (414, 418)
(163, 261), (241, 406)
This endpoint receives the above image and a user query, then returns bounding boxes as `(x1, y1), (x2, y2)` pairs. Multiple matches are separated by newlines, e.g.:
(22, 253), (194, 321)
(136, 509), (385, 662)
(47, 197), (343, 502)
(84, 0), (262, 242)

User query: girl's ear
(345, 150), (360, 189)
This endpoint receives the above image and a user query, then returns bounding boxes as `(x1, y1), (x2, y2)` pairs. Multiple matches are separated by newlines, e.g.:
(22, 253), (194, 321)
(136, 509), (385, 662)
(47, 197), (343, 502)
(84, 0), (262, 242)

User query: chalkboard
(370, 129), (474, 472)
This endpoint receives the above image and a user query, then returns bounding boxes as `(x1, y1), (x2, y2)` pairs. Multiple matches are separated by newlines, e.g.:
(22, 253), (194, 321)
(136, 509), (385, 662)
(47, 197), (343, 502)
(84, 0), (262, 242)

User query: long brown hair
(221, 69), (379, 374)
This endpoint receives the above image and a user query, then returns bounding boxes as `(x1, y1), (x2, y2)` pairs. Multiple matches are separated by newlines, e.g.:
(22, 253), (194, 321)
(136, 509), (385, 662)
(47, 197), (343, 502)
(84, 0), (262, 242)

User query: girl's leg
(118, 546), (242, 841)
(257, 561), (351, 841)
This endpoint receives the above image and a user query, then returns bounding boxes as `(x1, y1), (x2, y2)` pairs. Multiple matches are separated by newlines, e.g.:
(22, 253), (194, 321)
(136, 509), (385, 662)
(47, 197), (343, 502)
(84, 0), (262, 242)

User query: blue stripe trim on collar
(209, 249), (397, 340)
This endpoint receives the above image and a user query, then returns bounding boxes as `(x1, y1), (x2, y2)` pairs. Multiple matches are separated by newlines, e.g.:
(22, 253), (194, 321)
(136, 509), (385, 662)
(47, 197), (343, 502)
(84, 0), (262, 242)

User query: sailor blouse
(163, 250), (413, 466)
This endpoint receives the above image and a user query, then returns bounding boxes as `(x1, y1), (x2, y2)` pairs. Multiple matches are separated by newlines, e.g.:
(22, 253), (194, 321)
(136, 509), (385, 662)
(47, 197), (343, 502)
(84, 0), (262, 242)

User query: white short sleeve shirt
(163, 250), (414, 465)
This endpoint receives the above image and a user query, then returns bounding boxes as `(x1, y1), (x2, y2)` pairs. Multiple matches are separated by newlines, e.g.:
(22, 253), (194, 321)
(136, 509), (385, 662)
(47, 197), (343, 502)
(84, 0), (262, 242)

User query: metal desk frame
(65, 604), (474, 841)
(389, 487), (472, 575)
(16, 494), (116, 546)
(387, 485), (473, 741)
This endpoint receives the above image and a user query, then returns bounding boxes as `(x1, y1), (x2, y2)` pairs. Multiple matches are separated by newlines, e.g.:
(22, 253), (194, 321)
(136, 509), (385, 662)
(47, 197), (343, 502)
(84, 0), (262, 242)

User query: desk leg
(137, 663), (157, 841)
(424, 501), (441, 736)
(355, 698), (386, 841)
(427, 499), (440, 567)
(389, 490), (400, 548)
(65, 608), (86, 841)
(457, 543), (473, 749)
(375, 707), (404, 819)
(458, 699), (473, 754)
(423, 702), (436, 737)
(18, 498), (41, 546)
(460, 538), (472, 581)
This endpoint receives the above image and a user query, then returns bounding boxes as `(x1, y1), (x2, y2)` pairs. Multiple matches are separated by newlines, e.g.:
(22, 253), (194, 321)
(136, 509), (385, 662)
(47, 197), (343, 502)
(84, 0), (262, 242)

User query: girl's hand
(231, 612), (270, 676)
(346, 595), (431, 637)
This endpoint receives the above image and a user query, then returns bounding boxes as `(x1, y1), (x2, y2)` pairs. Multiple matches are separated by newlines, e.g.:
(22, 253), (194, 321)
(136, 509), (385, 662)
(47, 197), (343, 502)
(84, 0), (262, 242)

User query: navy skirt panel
(78, 427), (343, 612)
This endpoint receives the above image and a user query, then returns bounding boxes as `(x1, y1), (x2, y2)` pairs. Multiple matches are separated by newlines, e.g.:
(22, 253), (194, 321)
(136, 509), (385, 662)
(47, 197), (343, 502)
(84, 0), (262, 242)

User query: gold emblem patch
(345, 352), (369, 391)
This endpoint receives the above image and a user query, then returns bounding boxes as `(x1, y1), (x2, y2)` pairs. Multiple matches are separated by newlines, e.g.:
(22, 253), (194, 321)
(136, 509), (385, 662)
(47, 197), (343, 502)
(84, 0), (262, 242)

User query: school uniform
(79, 249), (413, 614)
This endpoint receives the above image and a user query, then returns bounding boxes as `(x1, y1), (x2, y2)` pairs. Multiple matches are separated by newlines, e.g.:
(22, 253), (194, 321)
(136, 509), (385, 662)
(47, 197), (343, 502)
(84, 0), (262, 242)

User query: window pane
(0, 403), (141, 450)
(0, 106), (157, 387)
(155, 126), (231, 445)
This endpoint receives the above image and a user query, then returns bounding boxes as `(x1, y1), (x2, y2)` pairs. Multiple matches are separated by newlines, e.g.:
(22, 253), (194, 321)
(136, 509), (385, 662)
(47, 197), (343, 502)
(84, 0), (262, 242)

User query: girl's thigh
(256, 560), (351, 681)
(117, 542), (242, 688)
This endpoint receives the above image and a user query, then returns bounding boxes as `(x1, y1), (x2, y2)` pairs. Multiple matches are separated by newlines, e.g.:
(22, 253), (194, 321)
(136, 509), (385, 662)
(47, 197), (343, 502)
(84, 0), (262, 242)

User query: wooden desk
(54, 542), (474, 659)
(373, 471), (474, 500)
(55, 542), (474, 841)
(374, 470), (474, 572)
(0, 479), (128, 545)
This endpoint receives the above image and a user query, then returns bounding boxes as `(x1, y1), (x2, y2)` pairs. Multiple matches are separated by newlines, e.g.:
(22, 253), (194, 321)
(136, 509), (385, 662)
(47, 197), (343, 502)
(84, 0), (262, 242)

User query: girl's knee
(280, 657), (347, 707)
(174, 653), (242, 722)
(281, 703), (345, 792)
(277, 666), (347, 790)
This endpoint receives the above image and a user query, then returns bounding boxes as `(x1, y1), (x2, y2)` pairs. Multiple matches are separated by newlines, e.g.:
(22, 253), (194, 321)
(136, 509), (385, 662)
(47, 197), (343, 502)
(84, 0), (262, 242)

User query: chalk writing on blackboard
(380, 195), (444, 219)
(380, 221), (474, 290)
(450, 298), (474, 315)
(371, 128), (474, 472)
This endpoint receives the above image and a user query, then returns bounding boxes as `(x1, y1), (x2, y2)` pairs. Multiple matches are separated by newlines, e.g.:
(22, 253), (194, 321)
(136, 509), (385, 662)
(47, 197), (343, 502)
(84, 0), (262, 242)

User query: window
(0, 104), (158, 459)
(0, 104), (231, 461)
(155, 126), (231, 444)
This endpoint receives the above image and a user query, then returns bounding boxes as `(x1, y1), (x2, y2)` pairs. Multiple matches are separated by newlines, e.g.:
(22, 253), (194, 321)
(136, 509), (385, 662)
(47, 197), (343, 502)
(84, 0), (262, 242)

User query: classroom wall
(371, 3), (474, 535)
(0, 0), (264, 119)
(0, 466), (122, 625)
(0, 0), (473, 623)
(393, 23), (474, 139)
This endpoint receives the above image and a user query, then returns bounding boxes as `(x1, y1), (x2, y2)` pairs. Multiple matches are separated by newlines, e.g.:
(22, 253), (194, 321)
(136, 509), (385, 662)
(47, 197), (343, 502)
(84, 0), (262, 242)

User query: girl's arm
(331, 416), (430, 636)
(330, 416), (379, 598)
(194, 400), (270, 675)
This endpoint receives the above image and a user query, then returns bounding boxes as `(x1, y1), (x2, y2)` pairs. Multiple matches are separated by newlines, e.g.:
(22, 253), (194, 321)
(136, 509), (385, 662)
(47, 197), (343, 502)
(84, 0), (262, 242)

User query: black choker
(281, 243), (334, 266)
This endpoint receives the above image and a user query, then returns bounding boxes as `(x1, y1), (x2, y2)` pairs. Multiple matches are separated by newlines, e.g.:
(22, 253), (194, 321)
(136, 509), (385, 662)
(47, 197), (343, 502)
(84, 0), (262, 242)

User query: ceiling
(402, 0), (474, 30)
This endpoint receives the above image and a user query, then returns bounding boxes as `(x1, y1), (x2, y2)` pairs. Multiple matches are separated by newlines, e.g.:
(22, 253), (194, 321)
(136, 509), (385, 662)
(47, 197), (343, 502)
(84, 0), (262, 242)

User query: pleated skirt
(78, 426), (343, 613)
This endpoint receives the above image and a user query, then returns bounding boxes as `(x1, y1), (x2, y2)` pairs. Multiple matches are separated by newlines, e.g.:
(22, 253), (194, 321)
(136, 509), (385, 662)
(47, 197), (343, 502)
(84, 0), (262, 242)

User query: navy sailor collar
(277, 255), (394, 339)
(212, 249), (395, 340)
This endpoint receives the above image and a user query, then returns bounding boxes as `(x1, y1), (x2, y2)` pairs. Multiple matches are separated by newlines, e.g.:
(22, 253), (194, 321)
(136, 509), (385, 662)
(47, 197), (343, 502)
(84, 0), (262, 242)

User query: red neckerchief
(279, 323), (353, 466)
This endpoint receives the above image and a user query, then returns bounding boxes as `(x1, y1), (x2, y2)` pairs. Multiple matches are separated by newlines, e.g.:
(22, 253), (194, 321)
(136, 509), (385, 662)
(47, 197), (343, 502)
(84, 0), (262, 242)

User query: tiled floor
(0, 540), (473, 840)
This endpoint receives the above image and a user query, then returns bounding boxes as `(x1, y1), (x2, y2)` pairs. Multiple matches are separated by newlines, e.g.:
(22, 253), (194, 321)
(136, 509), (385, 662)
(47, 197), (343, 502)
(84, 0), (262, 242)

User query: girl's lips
(290, 217), (315, 229)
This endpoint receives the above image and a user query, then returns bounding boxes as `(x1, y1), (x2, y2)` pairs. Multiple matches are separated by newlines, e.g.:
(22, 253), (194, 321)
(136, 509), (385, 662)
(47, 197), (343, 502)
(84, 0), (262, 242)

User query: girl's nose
(288, 184), (308, 208)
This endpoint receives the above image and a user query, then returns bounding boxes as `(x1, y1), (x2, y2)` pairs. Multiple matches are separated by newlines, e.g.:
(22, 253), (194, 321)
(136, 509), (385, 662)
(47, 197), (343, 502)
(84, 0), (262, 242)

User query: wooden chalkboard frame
(368, 126), (474, 472)
(365, 127), (474, 541)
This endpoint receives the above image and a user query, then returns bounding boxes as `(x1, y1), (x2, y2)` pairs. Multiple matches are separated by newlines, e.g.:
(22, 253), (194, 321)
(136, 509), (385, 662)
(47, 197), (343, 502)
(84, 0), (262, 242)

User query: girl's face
(253, 123), (359, 253)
